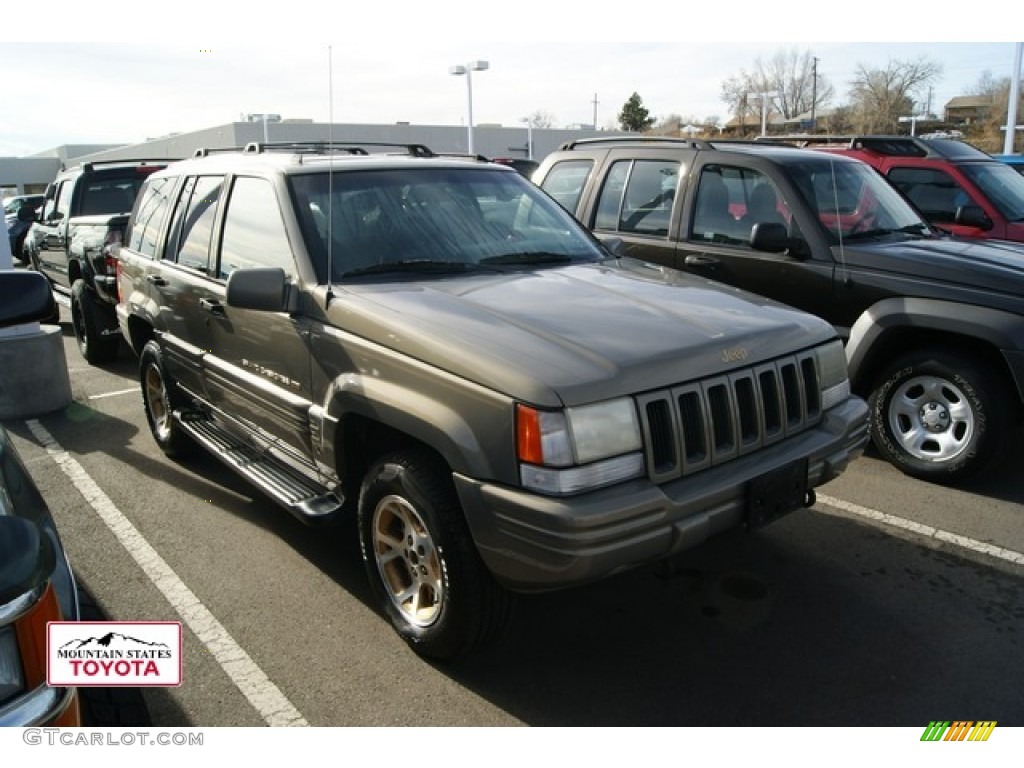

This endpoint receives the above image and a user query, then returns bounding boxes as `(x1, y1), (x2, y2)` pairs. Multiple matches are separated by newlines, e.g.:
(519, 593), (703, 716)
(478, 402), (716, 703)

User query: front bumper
(0, 684), (80, 727)
(456, 397), (869, 592)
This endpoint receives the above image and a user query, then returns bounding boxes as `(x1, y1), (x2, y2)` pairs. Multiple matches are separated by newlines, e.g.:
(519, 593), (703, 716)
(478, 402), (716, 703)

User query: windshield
(787, 158), (930, 242)
(289, 167), (605, 282)
(960, 162), (1024, 221)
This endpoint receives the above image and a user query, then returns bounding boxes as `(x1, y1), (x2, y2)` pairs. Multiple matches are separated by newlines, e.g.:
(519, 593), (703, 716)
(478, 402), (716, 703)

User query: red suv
(782, 135), (1024, 243)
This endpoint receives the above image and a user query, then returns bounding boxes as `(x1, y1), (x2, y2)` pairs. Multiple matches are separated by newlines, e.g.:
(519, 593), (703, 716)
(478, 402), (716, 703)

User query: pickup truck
(113, 141), (868, 660)
(534, 136), (1024, 484)
(25, 159), (169, 363)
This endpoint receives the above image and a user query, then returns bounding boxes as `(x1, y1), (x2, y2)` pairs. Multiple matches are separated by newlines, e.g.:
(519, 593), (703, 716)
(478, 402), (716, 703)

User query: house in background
(944, 95), (994, 126)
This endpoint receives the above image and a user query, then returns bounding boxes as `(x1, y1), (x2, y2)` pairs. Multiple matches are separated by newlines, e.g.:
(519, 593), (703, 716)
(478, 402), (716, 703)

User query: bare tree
(848, 57), (943, 132)
(721, 48), (834, 126)
(527, 110), (556, 130)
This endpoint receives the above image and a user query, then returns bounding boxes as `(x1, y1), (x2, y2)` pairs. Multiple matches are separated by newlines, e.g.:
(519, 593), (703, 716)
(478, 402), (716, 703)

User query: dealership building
(2, 117), (624, 197)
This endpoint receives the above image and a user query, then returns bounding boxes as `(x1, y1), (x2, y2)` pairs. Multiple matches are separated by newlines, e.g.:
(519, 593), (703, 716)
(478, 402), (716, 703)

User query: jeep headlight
(0, 626), (25, 707)
(816, 340), (851, 410)
(516, 398), (645, 495)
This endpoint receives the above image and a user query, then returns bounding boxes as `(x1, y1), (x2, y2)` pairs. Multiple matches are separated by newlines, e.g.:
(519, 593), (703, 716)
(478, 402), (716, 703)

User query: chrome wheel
(886, 374), (973, 463)
(371, 494), (444, 628)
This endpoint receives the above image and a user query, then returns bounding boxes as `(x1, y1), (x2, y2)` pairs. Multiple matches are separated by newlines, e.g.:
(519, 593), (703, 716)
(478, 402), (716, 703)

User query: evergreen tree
(618, 92), (655, 132)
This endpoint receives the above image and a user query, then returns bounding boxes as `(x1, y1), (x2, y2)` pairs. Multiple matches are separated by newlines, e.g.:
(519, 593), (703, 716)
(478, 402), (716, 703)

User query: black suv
(25, 159), (169, 363)
(534, 136), (1024, 484)
(114, 141), (866, 659)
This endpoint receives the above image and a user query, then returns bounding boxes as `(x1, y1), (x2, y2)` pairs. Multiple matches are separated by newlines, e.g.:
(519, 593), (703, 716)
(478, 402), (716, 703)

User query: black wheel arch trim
(846, 297), (1024, 402)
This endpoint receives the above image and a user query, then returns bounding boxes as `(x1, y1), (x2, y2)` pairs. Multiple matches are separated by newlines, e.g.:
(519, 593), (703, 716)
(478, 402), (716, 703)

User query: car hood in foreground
(331, 258), (836, 407)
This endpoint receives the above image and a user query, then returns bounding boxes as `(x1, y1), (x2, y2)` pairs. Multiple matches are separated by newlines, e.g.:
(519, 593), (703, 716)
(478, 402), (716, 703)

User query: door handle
(199, 298), (225, 315)
(146, 274), (167, 286)
(684, 254), (719, 268)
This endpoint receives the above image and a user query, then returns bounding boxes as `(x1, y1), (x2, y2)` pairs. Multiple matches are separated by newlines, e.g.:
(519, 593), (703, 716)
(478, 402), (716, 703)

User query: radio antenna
(325, 45), (335, 304)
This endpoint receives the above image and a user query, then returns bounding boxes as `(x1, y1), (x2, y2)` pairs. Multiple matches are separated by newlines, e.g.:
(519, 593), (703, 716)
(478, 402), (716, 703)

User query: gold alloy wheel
(144, 365), (172, 442)
(371, 494), (444, 628)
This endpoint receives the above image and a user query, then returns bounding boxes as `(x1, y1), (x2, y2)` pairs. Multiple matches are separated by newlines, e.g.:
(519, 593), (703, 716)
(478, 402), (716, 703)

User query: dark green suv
(115, 141), (867, 659)
(534, 136), (1024, 484)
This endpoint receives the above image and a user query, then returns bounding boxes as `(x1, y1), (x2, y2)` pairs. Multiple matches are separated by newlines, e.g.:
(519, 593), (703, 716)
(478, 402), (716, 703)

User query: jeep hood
(333, 259), (836, 407)
(839, 236), (1024, 310)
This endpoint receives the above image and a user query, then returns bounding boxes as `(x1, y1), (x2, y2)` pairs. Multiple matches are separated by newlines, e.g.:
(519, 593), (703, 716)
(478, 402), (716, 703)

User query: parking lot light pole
(521, 116), (533, 160)
(449, 60), (489, 155)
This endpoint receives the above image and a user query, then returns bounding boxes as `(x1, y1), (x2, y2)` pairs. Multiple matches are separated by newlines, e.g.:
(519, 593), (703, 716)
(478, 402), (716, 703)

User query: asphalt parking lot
(4, 309), (1024, 727)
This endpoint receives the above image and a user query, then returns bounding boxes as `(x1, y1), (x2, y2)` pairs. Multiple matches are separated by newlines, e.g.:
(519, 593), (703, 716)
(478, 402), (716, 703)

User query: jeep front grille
(636, 351), (821, 483)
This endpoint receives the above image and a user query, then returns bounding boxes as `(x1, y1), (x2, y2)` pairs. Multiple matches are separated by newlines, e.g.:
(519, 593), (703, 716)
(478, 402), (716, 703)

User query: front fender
(323, 373), (516, 483)
(846, 297), (1024, 401)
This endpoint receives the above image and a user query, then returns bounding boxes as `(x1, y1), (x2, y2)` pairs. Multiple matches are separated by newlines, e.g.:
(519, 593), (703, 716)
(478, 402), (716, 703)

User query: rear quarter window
(539, 159), (593, 213)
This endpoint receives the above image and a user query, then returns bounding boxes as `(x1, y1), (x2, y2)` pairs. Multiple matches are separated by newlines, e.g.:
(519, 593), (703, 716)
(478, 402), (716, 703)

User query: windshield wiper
(341, 259), (488, 278)
(479, 251), (576, 266)
(846, 223), (934, 240)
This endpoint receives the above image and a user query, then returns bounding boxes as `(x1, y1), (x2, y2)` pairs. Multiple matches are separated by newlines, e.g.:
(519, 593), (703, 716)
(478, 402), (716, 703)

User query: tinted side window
(887, 167), (968, 224)
(539, 159), (593, 212)
(218, 177), (293, 280)
(690, 165), (790, 247)
(128, 177), (175, 258)
(43, 180), (72, 222)
(164, 176), (224, 274)
(620, 160), (677, 236)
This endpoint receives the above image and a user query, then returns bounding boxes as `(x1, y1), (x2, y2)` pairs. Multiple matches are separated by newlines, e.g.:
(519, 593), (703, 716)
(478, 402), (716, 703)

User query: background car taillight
(103, 232), (122, 300)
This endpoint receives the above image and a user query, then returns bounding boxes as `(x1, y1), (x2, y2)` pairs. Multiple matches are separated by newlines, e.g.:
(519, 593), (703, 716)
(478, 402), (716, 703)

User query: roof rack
(193, 146), (248, 157)
(558, 136), (715, 151)
(241, 141), (436, 157)
(709, 138), (793, 148)
(433, 152), (491, 162)
(77, 158), (174, 172)
(762, 135), (930, 157)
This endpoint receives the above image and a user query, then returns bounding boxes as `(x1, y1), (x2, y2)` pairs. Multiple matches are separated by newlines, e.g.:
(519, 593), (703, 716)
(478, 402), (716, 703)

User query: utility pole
(1005, 42), (1022, 155)
(592, 93), (599, 130)
(811, 56), (819, 130)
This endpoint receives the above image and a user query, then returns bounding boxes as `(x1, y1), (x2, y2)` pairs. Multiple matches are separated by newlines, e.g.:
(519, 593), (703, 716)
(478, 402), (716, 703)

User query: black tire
(75, 585), (153, 727)
(140, 340), (194, 458)
(13, 233), (30, 265)
(71, 278), (120, 364)
(868, 348), (1012, 483)
(357, 450), (512, 661)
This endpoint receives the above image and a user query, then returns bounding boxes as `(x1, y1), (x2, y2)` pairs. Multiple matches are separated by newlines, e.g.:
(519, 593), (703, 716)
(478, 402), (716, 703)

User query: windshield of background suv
(960, 162), (1024, 221)
(787, 158), (930, 243)
(290, 167), (605, 282)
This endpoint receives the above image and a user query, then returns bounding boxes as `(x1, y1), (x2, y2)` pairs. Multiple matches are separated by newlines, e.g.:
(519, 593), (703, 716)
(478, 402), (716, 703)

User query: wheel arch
(846, 297), (1024, 411)
(123, 315), (157, 358)
(325, 379), (515, 502)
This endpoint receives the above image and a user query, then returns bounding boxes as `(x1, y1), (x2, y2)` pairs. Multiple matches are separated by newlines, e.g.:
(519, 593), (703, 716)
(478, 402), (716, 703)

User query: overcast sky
(3, 6), (1019, 157)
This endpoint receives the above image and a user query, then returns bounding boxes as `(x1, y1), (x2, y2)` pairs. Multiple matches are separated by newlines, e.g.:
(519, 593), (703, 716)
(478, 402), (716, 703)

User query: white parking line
(88, 388), (138, 401)
(26, 419), (309, 727)
(816, 493), (1024, 567)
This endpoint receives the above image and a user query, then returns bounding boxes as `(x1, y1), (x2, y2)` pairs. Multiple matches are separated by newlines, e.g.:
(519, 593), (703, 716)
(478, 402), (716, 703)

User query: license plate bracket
(746, 459), (809, 528)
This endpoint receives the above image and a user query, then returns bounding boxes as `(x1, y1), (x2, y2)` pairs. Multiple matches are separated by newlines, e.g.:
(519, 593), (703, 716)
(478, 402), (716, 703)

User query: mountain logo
(48, 622), (182, 687)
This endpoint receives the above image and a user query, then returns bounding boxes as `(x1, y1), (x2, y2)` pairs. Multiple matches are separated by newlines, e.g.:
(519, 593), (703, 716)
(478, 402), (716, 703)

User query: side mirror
(225, 267), (291, 312)
(600, 236), (626, 257)
(0, 270), (57, 327)
(749, 222), (789, 252)
(16, 205), (36, 223)
(955, 205), (993, 231)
